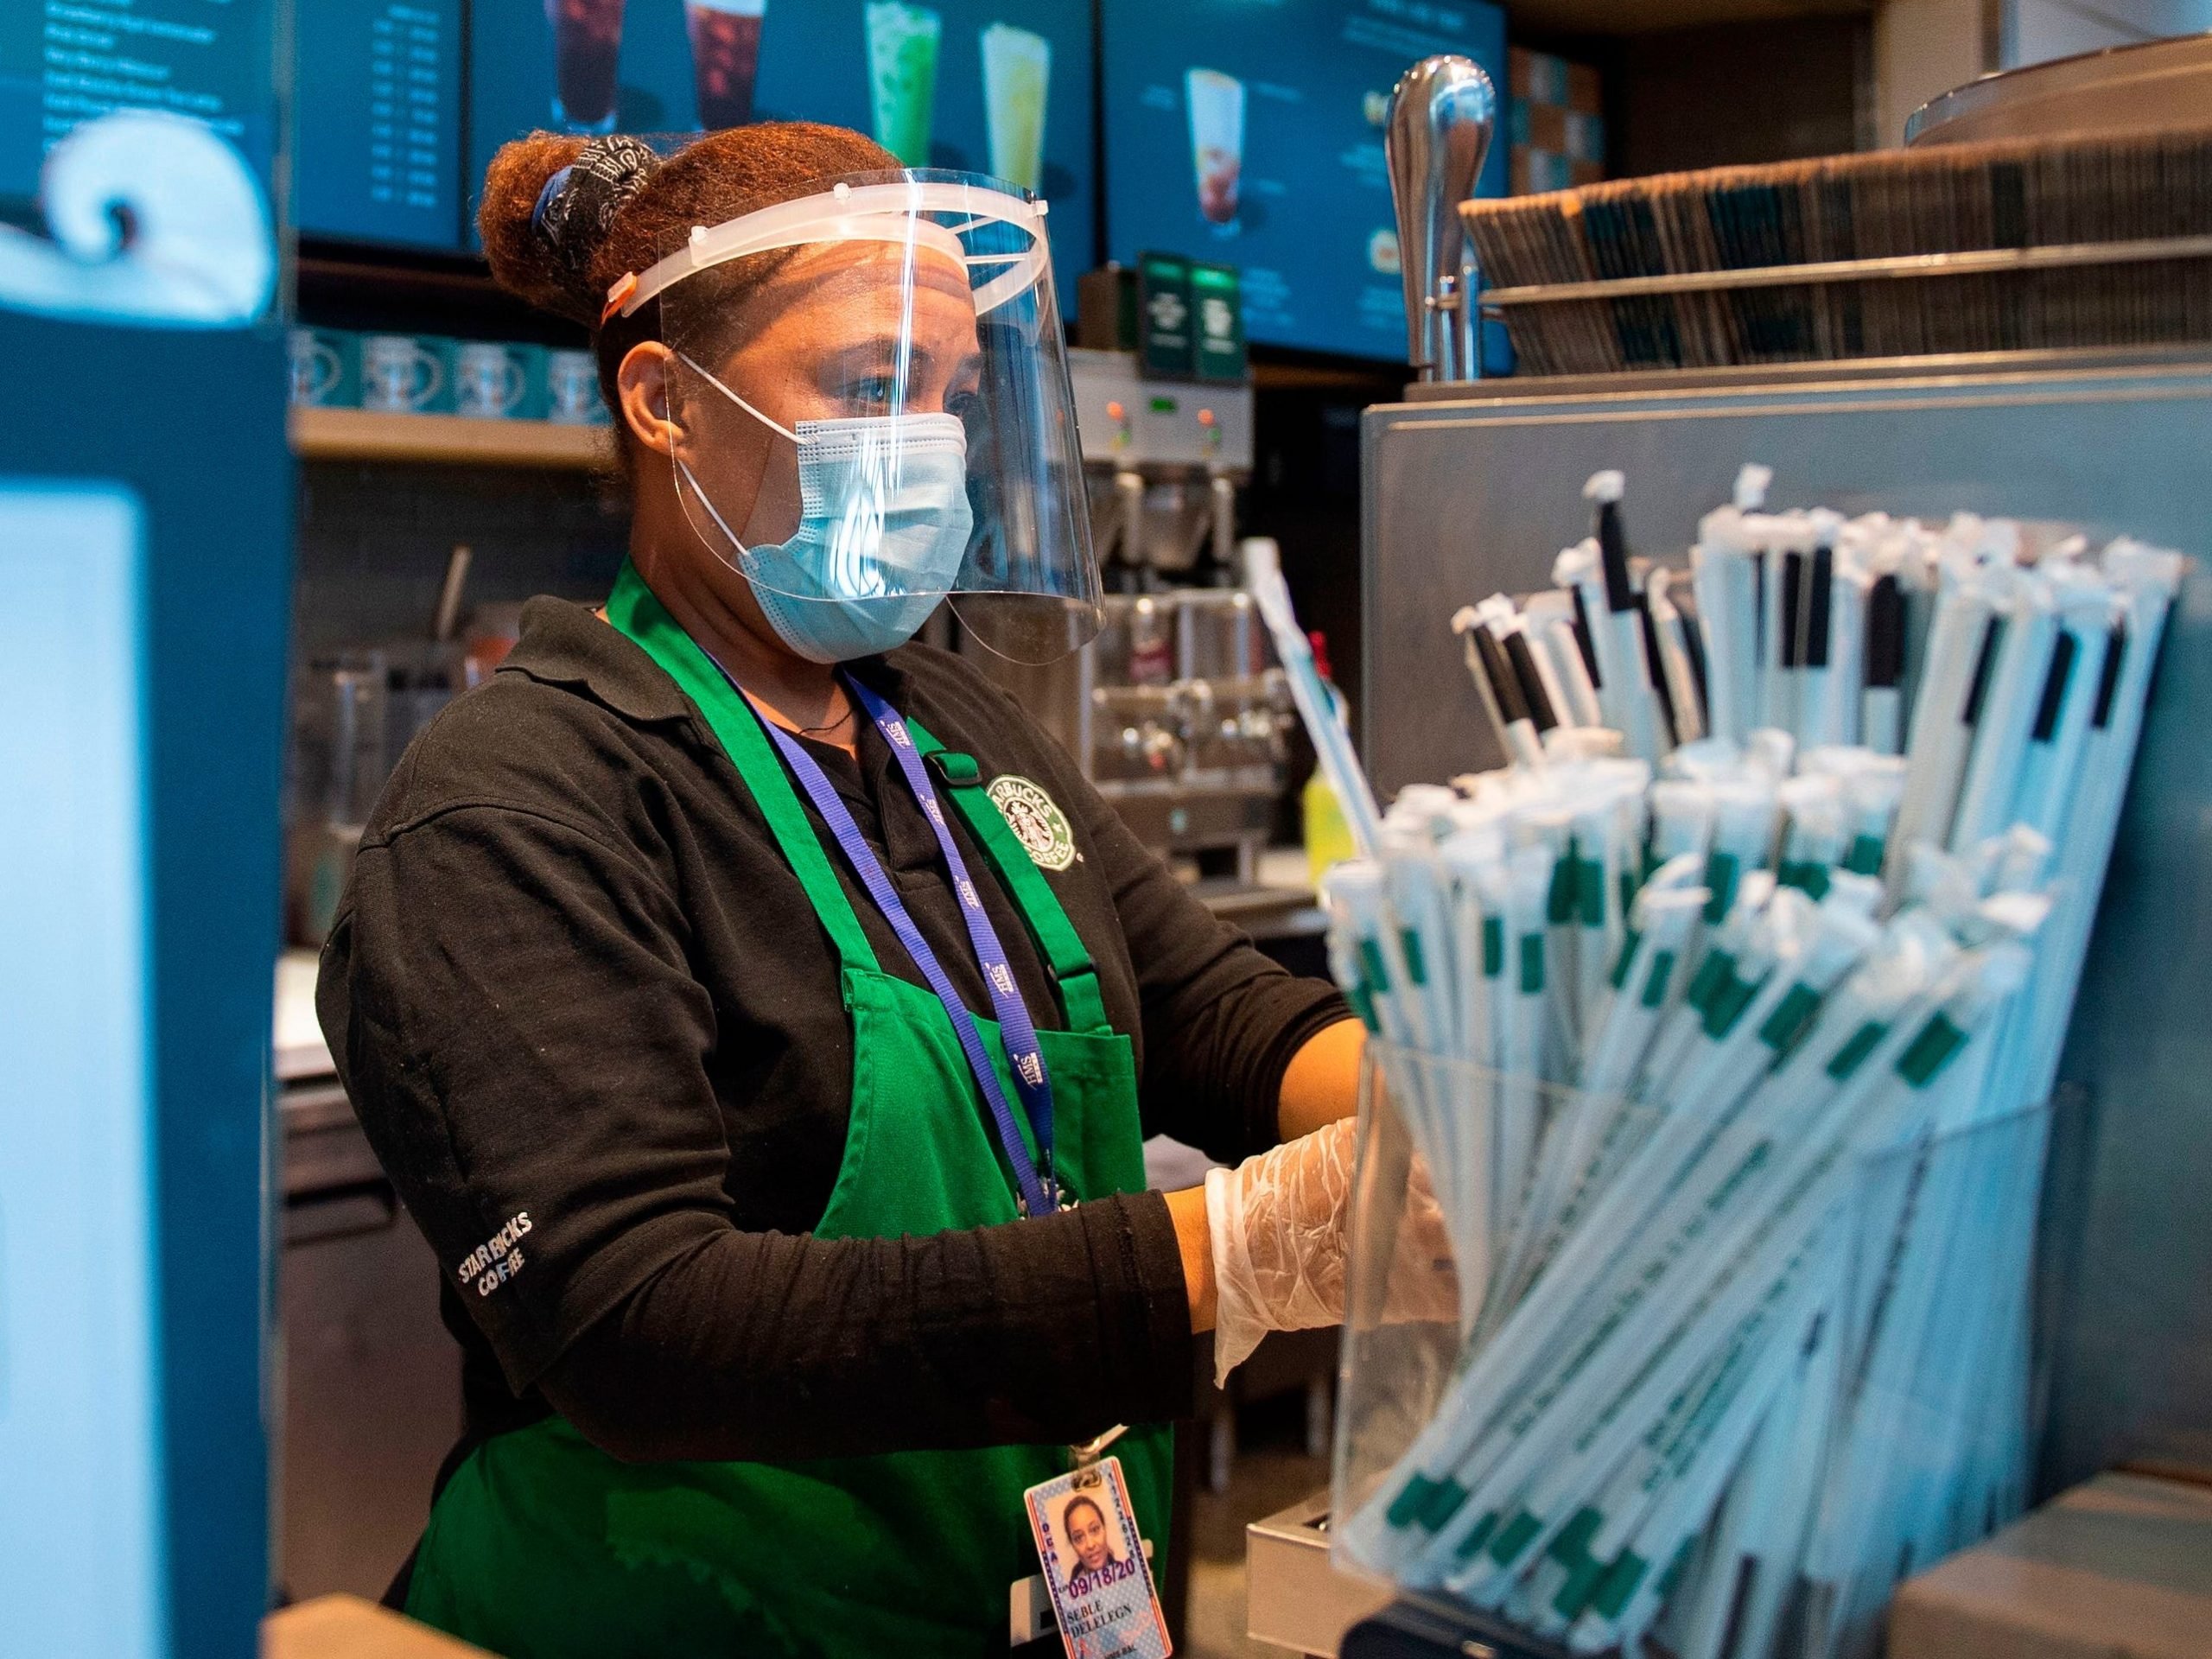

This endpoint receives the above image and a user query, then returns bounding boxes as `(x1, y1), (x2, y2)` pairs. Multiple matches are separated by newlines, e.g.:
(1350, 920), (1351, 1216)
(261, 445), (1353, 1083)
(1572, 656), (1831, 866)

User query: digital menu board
(1101, 0), (1506, 361)
(468, 0), (1096, 296)
(0, 0), (279, 206)
(296, 0), (467, 249)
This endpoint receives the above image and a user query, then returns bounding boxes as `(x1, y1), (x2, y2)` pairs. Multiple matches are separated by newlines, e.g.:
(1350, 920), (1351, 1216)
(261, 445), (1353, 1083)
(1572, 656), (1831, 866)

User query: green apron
(402, 566), (1174, 1659)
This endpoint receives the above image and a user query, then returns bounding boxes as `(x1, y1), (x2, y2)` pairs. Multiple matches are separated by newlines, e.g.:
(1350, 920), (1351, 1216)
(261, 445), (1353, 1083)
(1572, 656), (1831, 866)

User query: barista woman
(320, 122), (1369, 1659)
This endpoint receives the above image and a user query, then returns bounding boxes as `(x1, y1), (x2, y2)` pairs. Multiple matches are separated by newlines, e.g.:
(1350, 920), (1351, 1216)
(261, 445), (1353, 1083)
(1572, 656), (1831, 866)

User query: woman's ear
(617, 340), (680, 457)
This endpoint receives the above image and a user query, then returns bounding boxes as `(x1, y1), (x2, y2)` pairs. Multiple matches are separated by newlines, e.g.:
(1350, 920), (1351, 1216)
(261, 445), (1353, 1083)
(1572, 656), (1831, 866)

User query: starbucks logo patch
(988, 774), (1077, 871)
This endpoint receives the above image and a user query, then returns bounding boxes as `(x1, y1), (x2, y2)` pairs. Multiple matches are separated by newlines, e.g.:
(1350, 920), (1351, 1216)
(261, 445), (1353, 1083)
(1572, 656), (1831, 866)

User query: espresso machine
(972, 347), (1289, 889)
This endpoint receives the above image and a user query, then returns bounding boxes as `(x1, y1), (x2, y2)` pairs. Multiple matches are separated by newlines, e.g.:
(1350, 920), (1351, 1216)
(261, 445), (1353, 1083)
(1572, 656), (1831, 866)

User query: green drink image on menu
(980, 23), (1049, 192)
(866, 2), (942, 168)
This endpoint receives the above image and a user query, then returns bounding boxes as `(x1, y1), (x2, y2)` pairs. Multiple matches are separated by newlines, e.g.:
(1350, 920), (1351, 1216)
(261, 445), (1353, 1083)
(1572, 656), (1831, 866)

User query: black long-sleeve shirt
(317, 595), (1347, 1465)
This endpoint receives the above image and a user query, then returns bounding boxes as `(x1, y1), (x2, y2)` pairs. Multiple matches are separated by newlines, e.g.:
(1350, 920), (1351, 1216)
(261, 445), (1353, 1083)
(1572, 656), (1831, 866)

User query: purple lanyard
(744, 674), (1060, 1218)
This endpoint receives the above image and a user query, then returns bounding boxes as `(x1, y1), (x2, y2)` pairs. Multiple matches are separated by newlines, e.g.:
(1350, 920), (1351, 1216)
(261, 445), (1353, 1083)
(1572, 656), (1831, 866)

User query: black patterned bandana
(531, 134), (663, 311)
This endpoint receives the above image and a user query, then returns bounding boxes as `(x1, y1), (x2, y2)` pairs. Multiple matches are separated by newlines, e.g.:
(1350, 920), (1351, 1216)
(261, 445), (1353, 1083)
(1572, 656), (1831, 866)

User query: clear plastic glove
(1205, 1118), (1458, 1386)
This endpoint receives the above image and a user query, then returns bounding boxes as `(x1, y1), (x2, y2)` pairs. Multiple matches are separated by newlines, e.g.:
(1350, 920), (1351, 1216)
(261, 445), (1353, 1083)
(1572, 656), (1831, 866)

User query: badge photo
(1023, 1457), (1172, 1659)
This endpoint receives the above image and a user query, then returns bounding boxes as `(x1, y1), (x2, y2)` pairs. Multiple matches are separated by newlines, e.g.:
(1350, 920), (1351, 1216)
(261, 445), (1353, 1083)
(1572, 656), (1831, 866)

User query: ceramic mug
(454, 340), (528, 419)
(288, 328), (358, 407)
(544, 348), (607, 424)
(360, 334), (445, 413)
(289, 329), (341, 405)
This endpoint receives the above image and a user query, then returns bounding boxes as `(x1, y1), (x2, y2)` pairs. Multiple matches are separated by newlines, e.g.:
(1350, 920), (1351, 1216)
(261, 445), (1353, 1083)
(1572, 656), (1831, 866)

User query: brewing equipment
(975, 347), (1289, 886)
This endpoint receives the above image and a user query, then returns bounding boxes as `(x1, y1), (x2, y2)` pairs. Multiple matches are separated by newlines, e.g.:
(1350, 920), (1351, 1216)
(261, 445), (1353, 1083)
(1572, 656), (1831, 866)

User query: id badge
(1021, 1456), (1173, 1659)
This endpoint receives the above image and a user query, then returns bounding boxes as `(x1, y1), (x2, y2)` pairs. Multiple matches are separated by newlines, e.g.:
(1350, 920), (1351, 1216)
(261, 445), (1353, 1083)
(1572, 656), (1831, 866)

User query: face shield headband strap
(605, 180), (1050, 324)
(677, 349), (798, 443)
(668, 350), (790, 562)
(677, 455), (758, 562)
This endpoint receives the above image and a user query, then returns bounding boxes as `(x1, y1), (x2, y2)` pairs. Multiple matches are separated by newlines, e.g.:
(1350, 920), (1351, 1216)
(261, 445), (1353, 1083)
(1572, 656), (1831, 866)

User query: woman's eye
(844, 375), (898, 409)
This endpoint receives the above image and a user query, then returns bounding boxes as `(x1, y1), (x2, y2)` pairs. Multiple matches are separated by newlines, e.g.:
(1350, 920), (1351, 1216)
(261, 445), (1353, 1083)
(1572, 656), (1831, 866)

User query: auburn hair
(477, 122), (899, 435)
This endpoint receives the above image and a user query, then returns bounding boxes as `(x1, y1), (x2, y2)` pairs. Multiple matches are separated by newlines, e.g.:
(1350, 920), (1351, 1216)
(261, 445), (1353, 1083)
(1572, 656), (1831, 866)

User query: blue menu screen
(467, 0), (1096, 298)
(0, 0), (280, 206)
(1101, 0), (1505, 360)
(296, 0), (467, 248)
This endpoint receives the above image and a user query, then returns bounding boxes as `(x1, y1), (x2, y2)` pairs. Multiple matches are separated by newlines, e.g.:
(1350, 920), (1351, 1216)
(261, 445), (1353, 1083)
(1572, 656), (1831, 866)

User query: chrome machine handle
(1384, 54), (1497, 383)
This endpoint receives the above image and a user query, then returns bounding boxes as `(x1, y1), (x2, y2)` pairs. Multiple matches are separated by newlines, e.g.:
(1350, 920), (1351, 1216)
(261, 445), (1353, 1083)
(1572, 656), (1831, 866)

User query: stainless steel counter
(1247, 1494), (1395, 1656)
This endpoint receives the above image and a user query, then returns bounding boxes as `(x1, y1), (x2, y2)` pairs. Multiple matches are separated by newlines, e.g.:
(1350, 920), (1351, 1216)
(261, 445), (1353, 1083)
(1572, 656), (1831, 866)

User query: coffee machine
(970, 347), (1290, 888)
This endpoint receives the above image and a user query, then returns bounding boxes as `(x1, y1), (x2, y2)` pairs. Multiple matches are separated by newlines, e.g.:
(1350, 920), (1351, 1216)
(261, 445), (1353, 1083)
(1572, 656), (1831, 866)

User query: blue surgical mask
(677, 353), (975, 664)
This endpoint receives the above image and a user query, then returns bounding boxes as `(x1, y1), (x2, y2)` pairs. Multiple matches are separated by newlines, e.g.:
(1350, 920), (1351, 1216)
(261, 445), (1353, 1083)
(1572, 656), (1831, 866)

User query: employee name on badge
(1020, 1457), (1171, 1659)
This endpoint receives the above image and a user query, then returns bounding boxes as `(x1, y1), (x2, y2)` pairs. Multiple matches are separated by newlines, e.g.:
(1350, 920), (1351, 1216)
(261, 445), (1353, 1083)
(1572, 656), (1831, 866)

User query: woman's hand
(1203, 1118), (1360, 1383)
(1378, 1150), (1460, 1330)
(1181, 1117), (1459, 1381)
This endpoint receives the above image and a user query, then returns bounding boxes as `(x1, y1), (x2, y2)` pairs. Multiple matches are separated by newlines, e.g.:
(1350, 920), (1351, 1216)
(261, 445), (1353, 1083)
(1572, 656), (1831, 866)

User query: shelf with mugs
(289, 406), (613, 469)
(289, 325), (614, 469)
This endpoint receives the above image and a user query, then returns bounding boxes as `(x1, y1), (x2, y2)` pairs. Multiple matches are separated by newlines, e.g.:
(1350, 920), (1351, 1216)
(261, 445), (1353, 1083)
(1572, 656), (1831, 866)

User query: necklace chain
(795, 694), (855, 739)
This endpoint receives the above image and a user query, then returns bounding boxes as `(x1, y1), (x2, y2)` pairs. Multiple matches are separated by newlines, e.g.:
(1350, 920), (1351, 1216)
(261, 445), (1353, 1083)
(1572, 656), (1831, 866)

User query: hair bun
(480, 132), (663, 324)
(534, 136), (664, 302)
(480, 122), (899, 338)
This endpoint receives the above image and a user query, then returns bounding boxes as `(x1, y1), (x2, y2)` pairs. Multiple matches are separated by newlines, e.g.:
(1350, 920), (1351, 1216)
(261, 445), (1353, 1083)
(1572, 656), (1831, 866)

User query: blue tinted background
(0, 304), (291, 1659)
(467, 0), (1096, 299)
(1101, 0), (1504, 359)
(0, 8), (288, 1649)
(296, 0), (467, 249)
(0, 0), (280, 205)
(6, 2), (1504, 356)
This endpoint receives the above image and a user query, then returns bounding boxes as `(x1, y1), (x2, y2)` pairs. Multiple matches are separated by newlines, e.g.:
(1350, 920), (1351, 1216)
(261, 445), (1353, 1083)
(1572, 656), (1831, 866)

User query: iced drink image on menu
(865, 3), (941, 168)
(980, 23), (1049, 192)
(547, 0), (626, 134)
(689, 0), (766, 130)
(1185, 67), (1244, 228)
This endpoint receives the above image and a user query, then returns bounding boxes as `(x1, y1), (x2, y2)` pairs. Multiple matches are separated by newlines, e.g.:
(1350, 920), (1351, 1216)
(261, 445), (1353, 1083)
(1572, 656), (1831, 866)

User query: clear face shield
(612, 169), (1099, 664)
